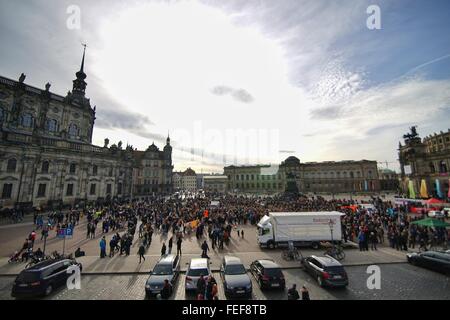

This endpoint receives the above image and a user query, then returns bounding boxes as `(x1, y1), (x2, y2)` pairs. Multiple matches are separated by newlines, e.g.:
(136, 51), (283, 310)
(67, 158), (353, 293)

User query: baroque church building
(0, 48), (173, 210)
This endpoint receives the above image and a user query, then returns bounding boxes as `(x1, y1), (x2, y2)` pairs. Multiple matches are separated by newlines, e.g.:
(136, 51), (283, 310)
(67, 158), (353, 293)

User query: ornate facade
(399, 127), (450, 198)
(224, 157), (380, 195)
(0, 49), (172, 210)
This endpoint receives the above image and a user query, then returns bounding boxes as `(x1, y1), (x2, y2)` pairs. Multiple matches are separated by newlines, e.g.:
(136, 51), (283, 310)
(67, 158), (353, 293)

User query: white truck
(257, 212), (344, 249)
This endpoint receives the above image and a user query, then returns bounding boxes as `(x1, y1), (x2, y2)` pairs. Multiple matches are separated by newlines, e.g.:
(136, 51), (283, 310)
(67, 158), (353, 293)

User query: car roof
(189, 258), (208, 268)
(158, 254), (176, 265)
(223, 256), (242, 265)
(311, 255), (343, 266)
(26, 258), (67, 271)
(256, 259), (279, 268)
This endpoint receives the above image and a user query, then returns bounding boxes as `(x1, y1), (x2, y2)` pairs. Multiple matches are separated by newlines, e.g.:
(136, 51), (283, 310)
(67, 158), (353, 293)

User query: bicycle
(282, 247), (302, 261)
(324, 245), (345, 261)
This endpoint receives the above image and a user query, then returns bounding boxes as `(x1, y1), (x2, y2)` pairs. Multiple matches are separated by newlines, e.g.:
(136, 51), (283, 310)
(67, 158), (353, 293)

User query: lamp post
(329, 219), (334, 246)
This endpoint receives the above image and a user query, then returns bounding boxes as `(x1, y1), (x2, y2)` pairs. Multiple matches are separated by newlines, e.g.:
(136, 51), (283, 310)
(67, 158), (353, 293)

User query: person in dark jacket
(161, 279), (173, 299)
(138, 244), (146, 263)
(176, 237), (183, 256)
(288, 284), (300, 300)
(197, 275), (206, 296)
(161, 242), (167, 256)
(201, 240), (209, 258)
(301, 286), (310, 300)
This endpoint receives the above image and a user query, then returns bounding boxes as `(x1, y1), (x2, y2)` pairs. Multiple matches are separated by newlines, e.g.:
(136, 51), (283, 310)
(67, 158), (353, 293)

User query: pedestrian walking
(138, 243), (146, 263)
(201, 240), (209, 259)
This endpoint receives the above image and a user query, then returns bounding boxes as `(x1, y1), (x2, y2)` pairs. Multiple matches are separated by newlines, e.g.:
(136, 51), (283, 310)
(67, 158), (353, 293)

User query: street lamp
(329, 219), (334, 245)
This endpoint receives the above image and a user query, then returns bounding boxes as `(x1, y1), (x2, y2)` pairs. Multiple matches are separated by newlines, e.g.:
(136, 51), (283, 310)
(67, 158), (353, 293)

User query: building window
(1, 183), (13, 199)
(69, 163), (76, 174)
(106, 184), (112, 195)
(7, 158), (17, 172)
(66, 184), (74, 196)
(93, 165), (98, 175)
(350, 171), (354, 178)
(37, 184), (46, 198)
(45, 119), (58, 132)
(41, 161), (49, 173)
(68, 123), (78, 138)
(429, 162), (436, 173)
(90, 184), (96, 195)
(109, 167), (113, 176)
(0, 107), (4, 122)
(20, 113), (33, 128)
(440, 161), (448, 173)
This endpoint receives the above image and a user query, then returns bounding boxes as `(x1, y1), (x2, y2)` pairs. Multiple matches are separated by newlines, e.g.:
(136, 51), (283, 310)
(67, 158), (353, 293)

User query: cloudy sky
(1, 0), (449, 173)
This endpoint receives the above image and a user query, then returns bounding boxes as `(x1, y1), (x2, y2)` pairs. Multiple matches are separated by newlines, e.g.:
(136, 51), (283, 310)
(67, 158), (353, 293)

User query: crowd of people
(7, 192), (450, 300)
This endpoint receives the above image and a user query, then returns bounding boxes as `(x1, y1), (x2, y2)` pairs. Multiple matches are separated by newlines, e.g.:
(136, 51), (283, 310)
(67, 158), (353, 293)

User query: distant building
(203, 175), (228, 194)
(378, 168), (400, 192)
(172, 168), (197, 191)
(224, 157), (380, 195)
(398, 126), (450, 198)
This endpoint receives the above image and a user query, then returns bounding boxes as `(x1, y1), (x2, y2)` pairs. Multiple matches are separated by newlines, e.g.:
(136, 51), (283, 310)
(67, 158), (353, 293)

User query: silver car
(185, 258), (211, 292)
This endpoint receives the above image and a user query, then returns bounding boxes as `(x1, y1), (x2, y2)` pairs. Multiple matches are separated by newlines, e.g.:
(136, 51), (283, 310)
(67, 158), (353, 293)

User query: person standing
(177, 237), (183, 256)
(161, 242), (167, 256)
(168, 236), (173, 254)
(288, 284), (300, 300)
(99, 236), (106, 258)
(201, 240), (209, 259)
(161, 279), (173, 300)
(197, 275), (206, 297)
(301, 285), (310, 300)
(138, 243), (146, 263)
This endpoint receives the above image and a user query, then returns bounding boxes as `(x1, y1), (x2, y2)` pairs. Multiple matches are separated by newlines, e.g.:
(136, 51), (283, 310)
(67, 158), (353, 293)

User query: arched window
(429, 162), (435, 173)
(41, 161), (49, 173)
(440, 161), (448, 173)
(68, 123), (78, 138)
(69, 163), (76, 174)
(7, 158), (17, 172)
(20, 113), (33, 128)
(45, 119), (58, 132)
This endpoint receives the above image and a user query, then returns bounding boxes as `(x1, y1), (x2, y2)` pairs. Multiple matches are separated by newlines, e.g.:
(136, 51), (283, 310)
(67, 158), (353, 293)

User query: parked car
(302, 255), (348, 288)
(220, 256), (252, 298)
(11, 258), (82, 298)
(407, 251), (450, 274)
(185, 258), (211, 292)
(145, 254), (180, 298)
(428, 210), (445, 218)
(250, 259), (285, 290)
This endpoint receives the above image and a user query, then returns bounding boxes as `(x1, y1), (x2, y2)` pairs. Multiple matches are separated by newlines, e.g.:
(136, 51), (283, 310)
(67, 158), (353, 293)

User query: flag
(435, 179), (443, 199)
(448, 179), (450, 199)
(420, 179), (428, 198)
(408, 180), (416, 199)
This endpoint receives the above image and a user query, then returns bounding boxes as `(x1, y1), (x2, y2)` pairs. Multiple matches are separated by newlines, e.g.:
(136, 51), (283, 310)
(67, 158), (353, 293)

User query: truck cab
(257, 215), (274, 248)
